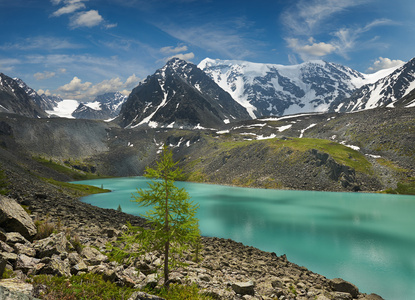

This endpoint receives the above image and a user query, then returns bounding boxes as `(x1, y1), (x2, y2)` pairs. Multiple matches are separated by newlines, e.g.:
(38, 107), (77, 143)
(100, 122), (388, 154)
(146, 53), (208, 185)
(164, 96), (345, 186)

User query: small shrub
(35, 218), (56, 240)
(31, 273), (135, 300)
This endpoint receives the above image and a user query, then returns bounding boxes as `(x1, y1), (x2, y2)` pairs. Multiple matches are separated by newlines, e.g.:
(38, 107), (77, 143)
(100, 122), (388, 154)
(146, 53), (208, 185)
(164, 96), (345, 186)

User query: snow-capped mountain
(329, 58), (415, 112)
(13, 78), (60, 111)
(72, 92), (127, 120)
(0, 73), (46, 118)
(198, 58), (397, 118)
(118, 58), (251, 129)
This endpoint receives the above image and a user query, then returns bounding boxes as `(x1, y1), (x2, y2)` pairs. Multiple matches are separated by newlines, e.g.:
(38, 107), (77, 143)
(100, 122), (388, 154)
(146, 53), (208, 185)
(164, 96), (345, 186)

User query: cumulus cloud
(58, 76), (92, 93)
(51, 0), (85, 17)
(367, 57), (405, 73)
(160, 45), (188, 54)
(70, 10), (104, 28)
(167, 52), (195, 61)
(56, 74), (140, 100)
(51, 0), (115, 29)
(34, 71), (56, 80)
(287, 38), (337, 60)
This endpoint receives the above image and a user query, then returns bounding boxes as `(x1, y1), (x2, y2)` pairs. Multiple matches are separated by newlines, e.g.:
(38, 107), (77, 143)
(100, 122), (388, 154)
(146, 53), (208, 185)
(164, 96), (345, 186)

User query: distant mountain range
(1, 56), (414, 126)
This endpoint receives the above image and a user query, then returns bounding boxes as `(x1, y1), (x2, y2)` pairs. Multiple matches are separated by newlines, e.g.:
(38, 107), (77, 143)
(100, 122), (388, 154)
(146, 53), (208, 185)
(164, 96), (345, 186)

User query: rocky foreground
(0, 193), (384, 300)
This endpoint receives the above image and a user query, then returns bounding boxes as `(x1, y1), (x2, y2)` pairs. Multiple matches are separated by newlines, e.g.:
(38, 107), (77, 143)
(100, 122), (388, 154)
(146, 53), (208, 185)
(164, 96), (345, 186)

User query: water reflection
(75, 178), (415, 300)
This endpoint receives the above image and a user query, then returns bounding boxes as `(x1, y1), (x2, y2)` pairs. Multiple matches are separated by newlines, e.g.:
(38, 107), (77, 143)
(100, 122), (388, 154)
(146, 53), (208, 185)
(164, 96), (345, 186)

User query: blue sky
(0, 0), (414, 100)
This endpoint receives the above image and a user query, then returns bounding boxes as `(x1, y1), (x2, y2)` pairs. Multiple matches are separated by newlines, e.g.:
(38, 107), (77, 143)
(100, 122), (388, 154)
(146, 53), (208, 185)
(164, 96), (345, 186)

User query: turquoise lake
(73, 177), (415, 299)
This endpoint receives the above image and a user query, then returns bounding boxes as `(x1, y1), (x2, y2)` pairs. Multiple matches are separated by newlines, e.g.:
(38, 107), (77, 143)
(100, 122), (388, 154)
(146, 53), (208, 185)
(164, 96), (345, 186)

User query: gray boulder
(33, 232), (71, 258)
(128, 291), (166, 300)
(15, 254), (40, 274)
(81, 246), (108, 265)
(0, 196), (37, 240)
(232, 280), (255, 296)
(331, 278), (359, 298)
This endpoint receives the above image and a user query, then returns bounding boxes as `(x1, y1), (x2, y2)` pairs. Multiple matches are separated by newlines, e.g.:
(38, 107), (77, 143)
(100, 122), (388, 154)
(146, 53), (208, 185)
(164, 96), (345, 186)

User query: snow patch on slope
(45, 99), (79, 118)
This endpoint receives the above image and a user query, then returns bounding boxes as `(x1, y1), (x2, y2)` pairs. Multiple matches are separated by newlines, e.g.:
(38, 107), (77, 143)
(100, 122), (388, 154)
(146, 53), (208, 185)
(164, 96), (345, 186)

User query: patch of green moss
(384, 178), (415, 195)
(31, 273), (135, 300)
(33, 156), (107, 180)
(42, 178), (110, 197)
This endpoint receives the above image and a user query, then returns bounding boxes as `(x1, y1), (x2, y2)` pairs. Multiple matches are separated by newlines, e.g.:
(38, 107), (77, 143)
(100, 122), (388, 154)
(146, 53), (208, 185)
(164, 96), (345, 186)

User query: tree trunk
(164, 177), (170, 287)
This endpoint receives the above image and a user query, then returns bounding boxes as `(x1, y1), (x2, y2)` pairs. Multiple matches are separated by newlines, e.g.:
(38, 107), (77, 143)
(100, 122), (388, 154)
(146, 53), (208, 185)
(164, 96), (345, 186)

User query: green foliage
(42, 178), (110, 197)
(117, 204), (122, 212)
(2, 268), (13, 279)
(33, 156), (104, 180)
(31, 273), (135, 300)
(384, 179), (415, 195)
(132, 146), (200, 287)
(145, 283), (215, 300)
(34, 217), (57, 240)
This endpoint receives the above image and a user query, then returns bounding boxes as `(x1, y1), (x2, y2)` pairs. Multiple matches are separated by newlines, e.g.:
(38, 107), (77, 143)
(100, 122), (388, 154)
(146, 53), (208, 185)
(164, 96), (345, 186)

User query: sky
(0, 0), (414, 101)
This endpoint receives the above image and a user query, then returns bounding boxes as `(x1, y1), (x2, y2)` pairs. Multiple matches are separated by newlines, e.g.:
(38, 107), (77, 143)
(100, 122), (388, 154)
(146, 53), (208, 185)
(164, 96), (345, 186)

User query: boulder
(33, 232), (71, 258)
(14, 243), (36, 257)
(331, 278), (359, 298)
(6, 232), (30, 246)
(232, 280), (255, 296)
(128, 291), (166, 300)
(15, 254), (40, 274)
(0, 278), (37, 298)
(0, 196), (37, 240)
(37, 255), (71, 277)
(81, 246), (108, 265)
(0, 240), (14, 253)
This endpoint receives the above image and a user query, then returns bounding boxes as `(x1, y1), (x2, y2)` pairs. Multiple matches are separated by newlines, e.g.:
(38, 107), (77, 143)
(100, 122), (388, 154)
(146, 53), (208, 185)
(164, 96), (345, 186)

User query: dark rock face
(0, 74), (46, 118)
(0, 196), (37, 240)
(118, 58), (251, 129)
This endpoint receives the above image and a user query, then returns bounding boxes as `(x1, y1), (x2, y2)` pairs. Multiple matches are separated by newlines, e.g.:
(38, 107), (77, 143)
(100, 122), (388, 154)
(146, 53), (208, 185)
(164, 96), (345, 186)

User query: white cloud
(34, 71), (56, 80)
(51, 0), (85, 17)
(159, 22), (255, 59)
(366, 57), (405, 73)
(287, 38), (337, 60)
(70, 10), (104, 28)
(166, 52), (195, 62)
(58, 76), (92, 93)
(37, 89), (52, 96)
(160, 45), (188, 54)
(0, 36), (82, 51)
(332, 19), (396, 58)
(281, 0), (367, 36)
(56, 74), (140, 100)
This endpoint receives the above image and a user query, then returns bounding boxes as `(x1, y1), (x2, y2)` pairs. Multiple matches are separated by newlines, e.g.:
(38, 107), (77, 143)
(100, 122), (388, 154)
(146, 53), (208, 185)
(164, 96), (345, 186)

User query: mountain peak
(117, 59), (251, 129)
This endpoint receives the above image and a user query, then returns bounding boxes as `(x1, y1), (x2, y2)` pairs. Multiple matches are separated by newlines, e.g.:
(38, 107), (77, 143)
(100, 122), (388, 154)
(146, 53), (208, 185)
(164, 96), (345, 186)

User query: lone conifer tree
(132, 146), (200, 287)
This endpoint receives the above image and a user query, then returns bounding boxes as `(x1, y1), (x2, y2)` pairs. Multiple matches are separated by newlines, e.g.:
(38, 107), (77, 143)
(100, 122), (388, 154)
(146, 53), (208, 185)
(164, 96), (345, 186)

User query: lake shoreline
(14, 188), (383, 300)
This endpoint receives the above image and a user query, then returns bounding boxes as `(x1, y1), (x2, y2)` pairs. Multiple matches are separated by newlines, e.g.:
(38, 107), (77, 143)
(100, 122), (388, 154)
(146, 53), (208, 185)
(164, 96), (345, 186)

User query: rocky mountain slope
(117, 58), (251, 129)
(330, 57), (415, 112)
(0, 105), (413, 194)
(0, 74), (46, 118)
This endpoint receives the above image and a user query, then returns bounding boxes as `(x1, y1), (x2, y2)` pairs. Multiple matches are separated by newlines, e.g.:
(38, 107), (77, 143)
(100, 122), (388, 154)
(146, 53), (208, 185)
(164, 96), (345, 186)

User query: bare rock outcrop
(0, 196), (37, 240)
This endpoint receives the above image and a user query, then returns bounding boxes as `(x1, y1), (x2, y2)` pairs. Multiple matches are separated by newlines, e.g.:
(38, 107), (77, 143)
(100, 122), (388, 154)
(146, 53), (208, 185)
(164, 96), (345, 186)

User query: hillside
(0, 106), (413, 195)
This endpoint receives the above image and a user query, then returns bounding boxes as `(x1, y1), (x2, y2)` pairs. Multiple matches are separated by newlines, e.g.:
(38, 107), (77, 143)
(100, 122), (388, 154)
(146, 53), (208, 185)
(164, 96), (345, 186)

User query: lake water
(73, 177), (415, 299)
